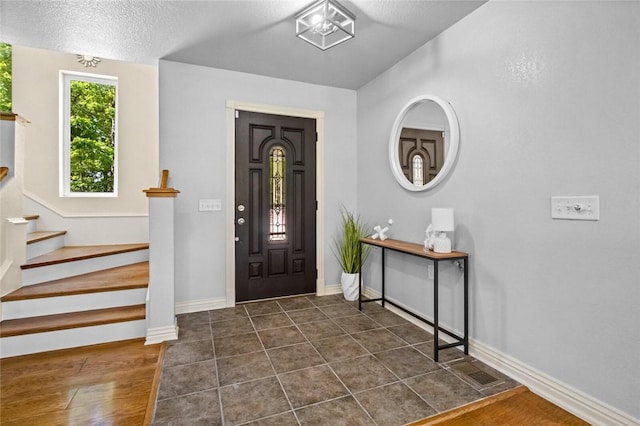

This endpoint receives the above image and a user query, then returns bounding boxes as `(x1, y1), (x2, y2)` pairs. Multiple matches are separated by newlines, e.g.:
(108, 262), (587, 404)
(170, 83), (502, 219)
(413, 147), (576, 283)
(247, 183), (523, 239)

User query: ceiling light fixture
(77, 54), (101, 67)
(295, 0), (355, 51)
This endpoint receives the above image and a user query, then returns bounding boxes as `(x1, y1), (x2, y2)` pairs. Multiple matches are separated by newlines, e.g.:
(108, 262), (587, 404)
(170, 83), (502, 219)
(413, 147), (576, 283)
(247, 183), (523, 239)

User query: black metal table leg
(433, 260), (439, 362)
(464, 257), (469, 355)
(381, 248), (385, 308)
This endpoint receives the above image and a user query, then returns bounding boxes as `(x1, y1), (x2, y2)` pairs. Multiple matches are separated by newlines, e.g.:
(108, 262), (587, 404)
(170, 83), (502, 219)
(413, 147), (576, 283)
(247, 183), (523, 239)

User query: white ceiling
(0, 0), (485, 89)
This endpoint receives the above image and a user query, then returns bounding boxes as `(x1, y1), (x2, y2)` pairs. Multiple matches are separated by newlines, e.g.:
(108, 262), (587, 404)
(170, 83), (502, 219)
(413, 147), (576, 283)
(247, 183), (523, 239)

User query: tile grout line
(275, 297), (343, 423)
(209, 307), (251, 425)
(364, 317), (444, 417)
(337, 304), (449, 421)
(317, 299), (418, 424)
(231, 295), (349, 425)
(359, 310), (489, 418)
(249, 301), (303, 426)
(287, 296), (381, 426)
(273, 299), (359, 420)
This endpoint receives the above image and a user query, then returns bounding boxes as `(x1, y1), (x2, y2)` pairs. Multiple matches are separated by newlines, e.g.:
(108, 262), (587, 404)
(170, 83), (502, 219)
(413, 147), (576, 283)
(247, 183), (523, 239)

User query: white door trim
(225, 100), (326, 307)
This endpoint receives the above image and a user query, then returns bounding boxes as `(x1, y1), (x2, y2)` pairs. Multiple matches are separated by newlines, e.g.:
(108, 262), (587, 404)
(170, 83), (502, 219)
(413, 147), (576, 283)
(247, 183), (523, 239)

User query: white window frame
(60, 71), (118, 197)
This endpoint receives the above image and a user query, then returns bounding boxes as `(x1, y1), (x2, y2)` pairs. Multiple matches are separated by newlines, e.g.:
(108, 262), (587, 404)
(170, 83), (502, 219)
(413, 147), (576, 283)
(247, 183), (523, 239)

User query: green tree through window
(0, 43), (12, 112)
(69, 79), (116, 193)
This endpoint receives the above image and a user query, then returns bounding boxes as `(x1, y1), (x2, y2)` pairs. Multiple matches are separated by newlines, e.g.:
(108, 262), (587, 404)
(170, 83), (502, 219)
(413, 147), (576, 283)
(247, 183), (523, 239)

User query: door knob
(237, 218), (246, 225)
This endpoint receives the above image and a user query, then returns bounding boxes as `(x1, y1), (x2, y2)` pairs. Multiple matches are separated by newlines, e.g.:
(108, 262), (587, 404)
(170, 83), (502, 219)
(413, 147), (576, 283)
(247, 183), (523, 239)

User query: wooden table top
(360, 237), (468, 260)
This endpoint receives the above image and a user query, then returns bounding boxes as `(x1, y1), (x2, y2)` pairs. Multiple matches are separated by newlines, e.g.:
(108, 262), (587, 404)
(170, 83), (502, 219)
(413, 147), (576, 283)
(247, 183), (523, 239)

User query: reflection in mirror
(389, 95), (459, 192)
(399, 128), (444, 187)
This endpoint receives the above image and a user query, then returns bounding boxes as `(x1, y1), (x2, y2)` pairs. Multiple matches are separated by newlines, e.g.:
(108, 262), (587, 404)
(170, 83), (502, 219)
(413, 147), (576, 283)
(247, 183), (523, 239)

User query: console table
(358, 237), (469, 362)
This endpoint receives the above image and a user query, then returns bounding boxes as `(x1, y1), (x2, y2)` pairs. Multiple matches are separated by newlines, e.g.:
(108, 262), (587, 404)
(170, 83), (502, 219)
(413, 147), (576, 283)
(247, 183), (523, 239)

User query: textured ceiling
(0, 0), (485, 89)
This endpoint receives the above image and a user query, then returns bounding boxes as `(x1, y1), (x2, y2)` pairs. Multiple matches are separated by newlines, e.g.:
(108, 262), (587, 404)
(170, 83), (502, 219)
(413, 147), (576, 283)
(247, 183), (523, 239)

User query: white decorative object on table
(371, 225), (389, 240)
(371, 219), (393, 241)
(431, 208), (454, 253)
(424, 224), (435, 250)
(433, 232), (452, 253)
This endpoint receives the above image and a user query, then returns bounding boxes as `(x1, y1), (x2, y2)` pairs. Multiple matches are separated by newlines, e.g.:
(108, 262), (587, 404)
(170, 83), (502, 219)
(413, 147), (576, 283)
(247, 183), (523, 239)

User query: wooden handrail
(159, 170), (169, 189)
(0, 166), (8, 182)
(143, 169), (180, 198)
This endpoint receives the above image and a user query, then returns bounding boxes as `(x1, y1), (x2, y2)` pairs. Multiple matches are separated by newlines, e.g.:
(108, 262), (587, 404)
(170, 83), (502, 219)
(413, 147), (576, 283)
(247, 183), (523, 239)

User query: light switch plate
(199, 199), (222, 212)
(551, 196), (599, 221)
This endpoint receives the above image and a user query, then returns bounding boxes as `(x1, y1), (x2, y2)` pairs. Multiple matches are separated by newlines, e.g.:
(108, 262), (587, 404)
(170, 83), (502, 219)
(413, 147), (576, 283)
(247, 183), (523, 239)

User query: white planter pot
(340, 272), (360, 301)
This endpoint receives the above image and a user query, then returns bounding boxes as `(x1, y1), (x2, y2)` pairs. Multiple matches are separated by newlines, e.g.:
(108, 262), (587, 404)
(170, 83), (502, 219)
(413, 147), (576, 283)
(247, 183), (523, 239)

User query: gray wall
(159, 61), (357, 303)
(357, 1), (639, 419)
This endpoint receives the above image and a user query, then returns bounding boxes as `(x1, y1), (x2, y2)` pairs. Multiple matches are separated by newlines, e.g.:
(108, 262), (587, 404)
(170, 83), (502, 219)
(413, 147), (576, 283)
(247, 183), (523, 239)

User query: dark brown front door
(235, 111), (317, 302)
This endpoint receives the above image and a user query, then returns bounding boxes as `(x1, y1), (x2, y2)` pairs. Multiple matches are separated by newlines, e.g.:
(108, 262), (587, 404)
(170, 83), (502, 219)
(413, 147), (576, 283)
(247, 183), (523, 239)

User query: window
(61, 72), (117, 196)
(269, 146), (286, 241)
(412, 154), (424, 186)
(0, 43), (11, 112)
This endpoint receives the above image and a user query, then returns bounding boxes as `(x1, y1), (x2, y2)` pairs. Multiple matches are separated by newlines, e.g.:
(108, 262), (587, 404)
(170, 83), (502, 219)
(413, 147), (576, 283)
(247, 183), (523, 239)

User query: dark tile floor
(152, 294), (519, 425)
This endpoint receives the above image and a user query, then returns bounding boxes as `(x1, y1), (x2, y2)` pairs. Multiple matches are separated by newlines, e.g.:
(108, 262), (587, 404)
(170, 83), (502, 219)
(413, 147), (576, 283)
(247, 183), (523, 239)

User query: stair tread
(23, 215), (39, 221)
(26, 230), (67, 245)
(21, 243), (149, 270)
(0, 305), (146, 337)
(2, 262), (149, 302)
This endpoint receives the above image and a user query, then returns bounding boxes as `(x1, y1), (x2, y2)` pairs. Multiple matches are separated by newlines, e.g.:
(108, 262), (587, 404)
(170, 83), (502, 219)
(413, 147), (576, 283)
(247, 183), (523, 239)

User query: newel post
(143, 170), (180, 344)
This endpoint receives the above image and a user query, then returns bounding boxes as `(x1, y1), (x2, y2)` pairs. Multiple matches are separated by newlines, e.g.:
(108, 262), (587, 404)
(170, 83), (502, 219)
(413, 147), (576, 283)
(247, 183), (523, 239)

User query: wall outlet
(551, 196), (599, 221)
(199, 199), (222, 211)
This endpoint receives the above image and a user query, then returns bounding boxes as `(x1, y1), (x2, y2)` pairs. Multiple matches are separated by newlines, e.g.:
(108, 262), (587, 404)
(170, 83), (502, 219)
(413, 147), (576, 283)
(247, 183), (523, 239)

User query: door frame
(225, 100), (326, 307)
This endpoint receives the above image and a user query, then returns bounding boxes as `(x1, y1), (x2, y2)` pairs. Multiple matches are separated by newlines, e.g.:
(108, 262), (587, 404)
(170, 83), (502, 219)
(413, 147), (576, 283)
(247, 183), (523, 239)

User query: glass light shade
(432, 208), (454, 232)
(296, 0), (355, 51)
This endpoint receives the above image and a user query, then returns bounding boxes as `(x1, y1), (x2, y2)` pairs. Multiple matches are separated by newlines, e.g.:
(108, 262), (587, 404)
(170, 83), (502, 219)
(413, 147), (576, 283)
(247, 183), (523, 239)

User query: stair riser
(2, 288), (147, 320)
(26, 235), (66, 260)
(22, 249), (149, 285)
(0, 320), (146, 358)
(25, 220), (38, 234)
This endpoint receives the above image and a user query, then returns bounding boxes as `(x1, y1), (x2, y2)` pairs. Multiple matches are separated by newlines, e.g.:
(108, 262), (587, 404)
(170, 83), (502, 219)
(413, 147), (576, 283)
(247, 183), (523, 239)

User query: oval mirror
(388, 95), (460, 191)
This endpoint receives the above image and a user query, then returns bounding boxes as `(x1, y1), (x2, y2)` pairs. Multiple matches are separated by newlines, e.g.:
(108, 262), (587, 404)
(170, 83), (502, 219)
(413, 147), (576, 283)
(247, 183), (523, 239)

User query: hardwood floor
(412, 386), (590, 426)
(0, 339), (164, 426)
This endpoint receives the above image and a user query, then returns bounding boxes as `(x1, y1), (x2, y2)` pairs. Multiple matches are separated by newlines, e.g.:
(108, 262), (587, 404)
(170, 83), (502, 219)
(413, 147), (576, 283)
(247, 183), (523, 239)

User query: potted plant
(334, 207), (371, 301)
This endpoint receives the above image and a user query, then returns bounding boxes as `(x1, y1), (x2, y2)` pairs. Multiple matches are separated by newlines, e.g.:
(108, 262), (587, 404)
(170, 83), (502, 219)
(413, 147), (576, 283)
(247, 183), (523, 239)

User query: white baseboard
(176, 290), (348, 315)
(175, 297), (227, 314)
(361, 286), (639, 426)
(146, 324), (179, 345)
(322, 283), (342, 296)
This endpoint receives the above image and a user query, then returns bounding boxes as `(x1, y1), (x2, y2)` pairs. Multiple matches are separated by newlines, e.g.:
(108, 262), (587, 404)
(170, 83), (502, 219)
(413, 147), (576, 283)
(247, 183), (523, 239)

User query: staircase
(0, 215), (149, 358)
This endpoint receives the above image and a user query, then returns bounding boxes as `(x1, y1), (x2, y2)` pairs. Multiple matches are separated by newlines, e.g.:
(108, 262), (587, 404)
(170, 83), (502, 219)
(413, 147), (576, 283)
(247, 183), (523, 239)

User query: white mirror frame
(388, 94), (460, 192)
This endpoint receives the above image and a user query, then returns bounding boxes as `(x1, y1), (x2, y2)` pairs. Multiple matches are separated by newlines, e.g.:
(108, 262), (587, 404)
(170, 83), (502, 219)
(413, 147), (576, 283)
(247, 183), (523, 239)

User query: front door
(235, 111), (317, 302)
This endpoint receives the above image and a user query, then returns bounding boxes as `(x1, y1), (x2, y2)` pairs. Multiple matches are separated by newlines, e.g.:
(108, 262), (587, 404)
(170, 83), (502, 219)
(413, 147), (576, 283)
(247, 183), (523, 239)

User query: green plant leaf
(332, 206), (371, 273)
